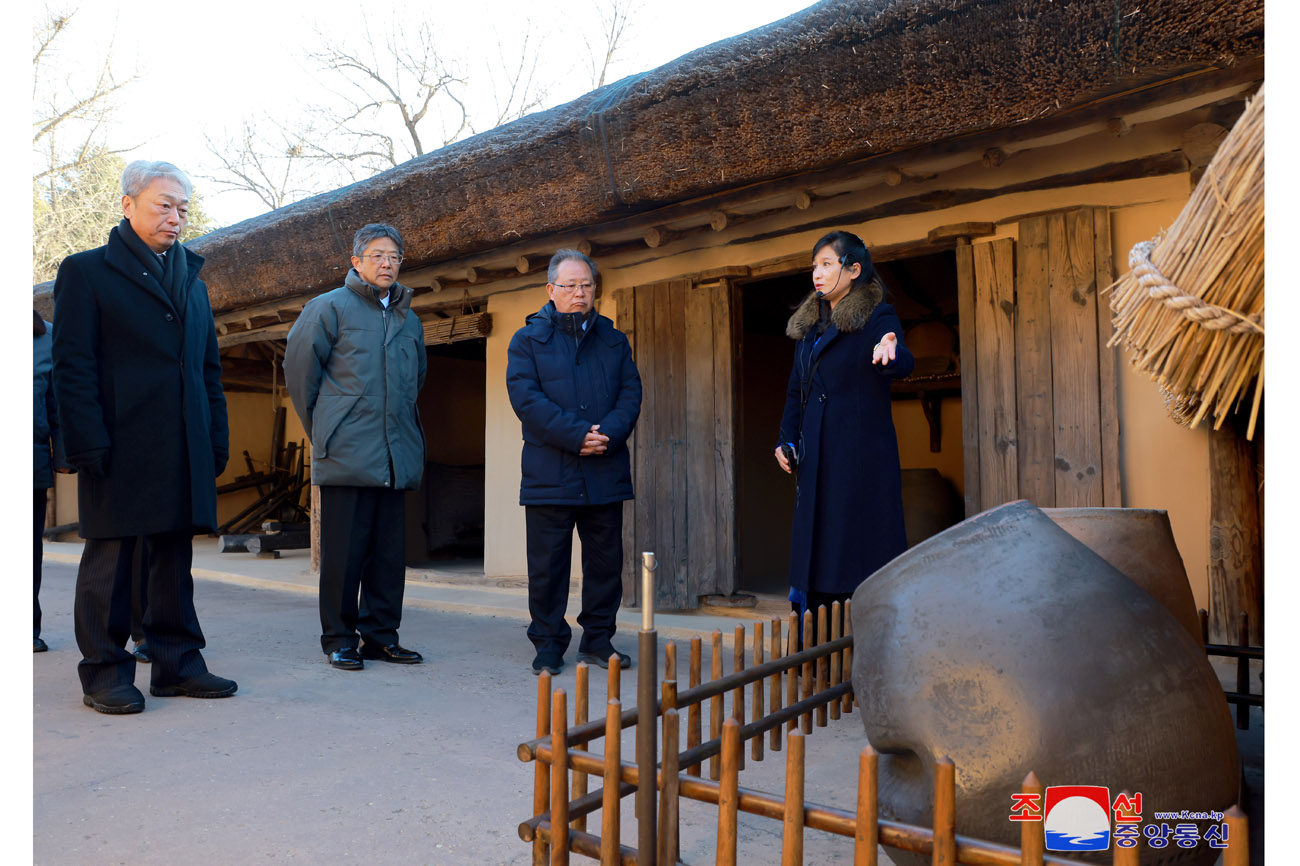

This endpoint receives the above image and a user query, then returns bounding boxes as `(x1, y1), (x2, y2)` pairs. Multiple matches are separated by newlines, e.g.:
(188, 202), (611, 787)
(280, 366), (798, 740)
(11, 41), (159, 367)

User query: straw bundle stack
(1107, 85), (1264, 439)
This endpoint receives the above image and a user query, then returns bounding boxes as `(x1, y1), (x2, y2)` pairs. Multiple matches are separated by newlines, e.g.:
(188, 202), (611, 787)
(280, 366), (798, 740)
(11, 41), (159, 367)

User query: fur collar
(785, 279), (883, 340)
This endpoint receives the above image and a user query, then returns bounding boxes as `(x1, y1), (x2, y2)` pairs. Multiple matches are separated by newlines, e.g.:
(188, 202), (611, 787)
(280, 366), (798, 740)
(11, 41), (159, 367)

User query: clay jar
(850, 500), (1237, 866)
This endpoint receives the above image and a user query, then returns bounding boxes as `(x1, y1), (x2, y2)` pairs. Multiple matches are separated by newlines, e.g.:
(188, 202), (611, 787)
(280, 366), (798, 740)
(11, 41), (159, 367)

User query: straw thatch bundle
(1107, 85), (1264, 439)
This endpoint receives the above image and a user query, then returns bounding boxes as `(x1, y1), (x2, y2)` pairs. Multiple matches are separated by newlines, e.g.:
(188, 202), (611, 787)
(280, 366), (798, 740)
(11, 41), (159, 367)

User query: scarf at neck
(116, 218), (188, 317)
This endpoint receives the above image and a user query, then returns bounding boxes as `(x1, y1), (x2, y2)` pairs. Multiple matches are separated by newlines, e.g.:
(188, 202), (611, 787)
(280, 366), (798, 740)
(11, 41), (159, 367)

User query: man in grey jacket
(284, 224), (427, 670)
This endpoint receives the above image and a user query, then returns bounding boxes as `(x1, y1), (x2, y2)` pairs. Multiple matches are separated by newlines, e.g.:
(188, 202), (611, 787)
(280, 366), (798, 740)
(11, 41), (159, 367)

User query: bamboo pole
(734, 624), (746, 771)
(718, 718), (742, 866)
(786, 612), (799, 739)
(711, 629), (724, 781)
(844, 599), (855, 713)
(573, 663), (589, 832)
(801, 610), (814, 734)
(660, 707), (681, 866)
(830, 602), (843, 722)
(782, 730), (806, 866)
(1020, 773), (1044, 866)
(933, 757), (956, 866)
(601, 699), (622, 866)
(752, 620), (765, 762)
(551, 689), (570, 866)
(689, 635), (703, 777)
(816, 605), (829, 727)
(1224, 804), (1248, 866)
(855, 745), (878, 866)
(535, 671), (553, 866)
(769, 617), (783, 752)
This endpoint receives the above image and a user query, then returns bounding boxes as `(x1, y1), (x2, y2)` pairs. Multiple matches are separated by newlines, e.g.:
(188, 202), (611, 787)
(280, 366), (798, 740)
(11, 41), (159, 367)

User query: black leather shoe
(328, 648), (364, 670)
(132, 642), (152, 664)
(359, 643), (423, 664)
(150, 672), (238, 698)
(531, 652), (563, 676)
(578, 647), (631, 670)
(33, 637), (47, 653)
(83, 683), (145, 714)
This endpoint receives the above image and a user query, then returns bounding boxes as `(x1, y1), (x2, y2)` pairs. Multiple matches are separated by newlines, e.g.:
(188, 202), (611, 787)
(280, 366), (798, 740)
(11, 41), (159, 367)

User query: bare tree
(585, 0), (639, 89)
(478, 28), (550, 132)
(201, 120), (322, 212)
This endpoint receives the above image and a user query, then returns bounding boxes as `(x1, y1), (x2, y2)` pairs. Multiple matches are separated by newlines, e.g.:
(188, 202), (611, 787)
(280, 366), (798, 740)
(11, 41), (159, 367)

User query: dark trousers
(525, 503), (623, 657)
(130, 541), (148, 645)
(74, 532), (208, 694)
(318, 485), (407, 654)
(34, 489), (46, 639)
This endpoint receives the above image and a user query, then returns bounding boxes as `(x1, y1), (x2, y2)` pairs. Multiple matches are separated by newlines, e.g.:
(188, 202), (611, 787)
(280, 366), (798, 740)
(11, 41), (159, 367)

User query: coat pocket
(311, 394), (360, 459)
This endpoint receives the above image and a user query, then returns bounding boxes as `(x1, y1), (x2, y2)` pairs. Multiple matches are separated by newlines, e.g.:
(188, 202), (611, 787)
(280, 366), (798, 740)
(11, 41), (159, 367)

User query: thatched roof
(36, 0), (1263, 315)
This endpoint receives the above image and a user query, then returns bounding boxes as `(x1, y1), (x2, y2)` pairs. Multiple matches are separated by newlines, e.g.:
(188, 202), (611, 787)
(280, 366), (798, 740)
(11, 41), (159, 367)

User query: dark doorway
(405, 338), (487, 568)
(736, 273), (806, 596)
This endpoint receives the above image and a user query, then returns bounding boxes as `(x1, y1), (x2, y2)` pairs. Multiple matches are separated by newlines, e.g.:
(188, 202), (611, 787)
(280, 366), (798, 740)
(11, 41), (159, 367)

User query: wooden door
(956, 207), (1121, 513)
(613, 278), (737, 610)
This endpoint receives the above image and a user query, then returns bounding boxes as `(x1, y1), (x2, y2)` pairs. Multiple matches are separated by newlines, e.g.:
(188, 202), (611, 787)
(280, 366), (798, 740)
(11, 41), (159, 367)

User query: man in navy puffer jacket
(506, 250), (642, 675)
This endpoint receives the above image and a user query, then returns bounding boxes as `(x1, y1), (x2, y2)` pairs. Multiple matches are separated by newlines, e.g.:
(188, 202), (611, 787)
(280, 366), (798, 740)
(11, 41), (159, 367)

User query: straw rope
(1107, 84), (1264, 439)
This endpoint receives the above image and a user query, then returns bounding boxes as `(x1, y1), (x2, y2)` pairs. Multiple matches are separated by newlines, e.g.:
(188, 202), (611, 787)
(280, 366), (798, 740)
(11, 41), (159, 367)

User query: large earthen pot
(850, 500), (1237, 866)
(1043, 507), (1201, 641)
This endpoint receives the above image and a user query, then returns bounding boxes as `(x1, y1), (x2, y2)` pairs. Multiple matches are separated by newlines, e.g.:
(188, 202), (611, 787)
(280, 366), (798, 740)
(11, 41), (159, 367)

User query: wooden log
(710, 629), (723, 781)
(1209, 422), (1263, 643)
(982, 147), (1006, 167)
(572, 663), (589, 832)
(933, 757), (956, 866)
(927, 222), (996, 243)
(801, 610), (814, 734)
(643, 226), (687, 248)
(816, 605), (829, 727)
(217, 534), (256, 553)
(600, 698), (622, 866)
(752, 620), (764, 762)
(245, 532), (310, 554)
(769, 618), (783, 752)
(733, 625), (746, 771)
(535, 673), (552, 866)
(717, 719), (741, 866)
(786, 612), (799, 738)
(709, 210), (728, 232)
(1107, 116), (1132, 136)
(782, 731), (805, 866)
(1020, 772), (1045, 866)
(794, 190), (814, 210)
(688, 635), (702, 776)
(855, 746), (879, 866)
(659, 707), (681, 866)
(551, 689), (569, 866)
(830, 602), (843, 721)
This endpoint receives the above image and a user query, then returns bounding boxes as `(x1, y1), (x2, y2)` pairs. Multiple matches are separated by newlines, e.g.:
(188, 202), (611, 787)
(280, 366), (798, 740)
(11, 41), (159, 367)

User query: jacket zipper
(381, 303), (392, 486)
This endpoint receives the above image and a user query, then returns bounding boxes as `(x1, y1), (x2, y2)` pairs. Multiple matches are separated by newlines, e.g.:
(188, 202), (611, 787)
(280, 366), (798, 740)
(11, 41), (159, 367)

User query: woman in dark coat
(775, 230), (914, 626)
(34, 311), (71, 652)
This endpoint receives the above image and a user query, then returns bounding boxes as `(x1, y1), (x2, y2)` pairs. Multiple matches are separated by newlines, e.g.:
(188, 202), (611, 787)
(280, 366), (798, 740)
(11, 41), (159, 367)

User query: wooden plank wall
(961, 208), (1120, 513)
(620, 278), (736, 610)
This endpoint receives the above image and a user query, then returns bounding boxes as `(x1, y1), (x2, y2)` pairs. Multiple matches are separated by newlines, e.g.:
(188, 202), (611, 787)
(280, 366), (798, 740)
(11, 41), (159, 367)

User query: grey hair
(547, 249), (598, 284)
(121, 160), (193, 198)
(352, 223), (405, 258)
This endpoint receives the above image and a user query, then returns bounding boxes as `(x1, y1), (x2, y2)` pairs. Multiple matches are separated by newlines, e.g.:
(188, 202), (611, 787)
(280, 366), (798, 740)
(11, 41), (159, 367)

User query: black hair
(812, 230), (876, 291)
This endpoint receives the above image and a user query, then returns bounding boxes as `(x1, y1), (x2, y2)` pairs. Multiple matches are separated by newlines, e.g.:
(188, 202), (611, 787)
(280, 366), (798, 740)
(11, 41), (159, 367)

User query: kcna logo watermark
(1008, 786), (1228, 852)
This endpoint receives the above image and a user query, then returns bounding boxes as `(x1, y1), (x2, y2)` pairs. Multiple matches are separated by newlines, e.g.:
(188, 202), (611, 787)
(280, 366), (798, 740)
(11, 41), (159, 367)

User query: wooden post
(1236, 612), (1251, 729)
(637, 625), (658, 866)
(572, 663), (589, 832)
(782, 730), (805, 866)
(710, 629), (724, 781)
(801, 610), (814, 734)
(688, 635), (702, 777)
(854, 746), (878, 866)
(718, 718), (742, 866)
(816, 605), (829, 727)
(1224, 805), (1248, 866)
(659, 708), (681, 866)
(752, 620), (765, 761)
(786, 613), (799, 739)
(534, 672), (552, 866)
(608, 656), (621, 705)
(734, 624), (746, 771)
(843, 599), (855, 713)
(1208, 422), (1262, 644)
(933, 757), (956, 866)
(600, 699), (622, 866)
(1020, 772), (1044, 866)
(665, 640), (677, 684)
(551, 689), (569, 866)
(769, 618), (783, 752)
(830, 602), (843, 722)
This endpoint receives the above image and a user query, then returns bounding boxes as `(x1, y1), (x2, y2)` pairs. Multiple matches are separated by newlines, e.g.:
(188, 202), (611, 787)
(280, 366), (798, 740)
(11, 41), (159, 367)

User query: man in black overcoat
(52, 160), (236, 714)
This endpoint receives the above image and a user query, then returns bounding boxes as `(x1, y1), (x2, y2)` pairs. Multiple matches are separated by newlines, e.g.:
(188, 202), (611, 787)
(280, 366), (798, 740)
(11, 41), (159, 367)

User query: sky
(35, 0), (819, 227)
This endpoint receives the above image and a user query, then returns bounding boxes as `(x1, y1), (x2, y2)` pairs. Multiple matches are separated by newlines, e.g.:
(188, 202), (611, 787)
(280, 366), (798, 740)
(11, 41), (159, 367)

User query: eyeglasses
(362, 253), (403, 266)
(551, 282), (595, 294)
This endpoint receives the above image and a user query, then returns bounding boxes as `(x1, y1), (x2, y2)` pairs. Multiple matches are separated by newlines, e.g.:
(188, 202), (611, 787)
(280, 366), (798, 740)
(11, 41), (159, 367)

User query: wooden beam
(927, 222), (996, 243)
(1209, 421), (1263, 644)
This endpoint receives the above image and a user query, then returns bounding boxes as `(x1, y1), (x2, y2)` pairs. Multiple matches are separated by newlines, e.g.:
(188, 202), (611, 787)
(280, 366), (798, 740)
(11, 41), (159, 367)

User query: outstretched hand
(872, 332), (898, 365)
